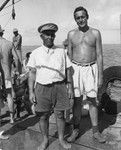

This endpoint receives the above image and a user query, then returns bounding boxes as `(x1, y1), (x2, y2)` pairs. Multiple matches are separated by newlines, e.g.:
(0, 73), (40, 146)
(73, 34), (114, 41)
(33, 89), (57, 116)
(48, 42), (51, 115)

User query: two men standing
(0, 5), (106, 149)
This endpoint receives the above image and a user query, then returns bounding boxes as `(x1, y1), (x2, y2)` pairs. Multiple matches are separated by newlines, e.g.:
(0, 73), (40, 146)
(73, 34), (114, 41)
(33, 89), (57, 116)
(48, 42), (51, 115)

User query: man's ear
(40, 33), (44, 39)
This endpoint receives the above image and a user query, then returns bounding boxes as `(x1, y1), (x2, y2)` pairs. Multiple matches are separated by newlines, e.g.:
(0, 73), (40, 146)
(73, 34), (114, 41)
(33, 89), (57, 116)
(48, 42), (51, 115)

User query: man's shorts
(35, 81), (71, 112)
(72, 62), (98, 98)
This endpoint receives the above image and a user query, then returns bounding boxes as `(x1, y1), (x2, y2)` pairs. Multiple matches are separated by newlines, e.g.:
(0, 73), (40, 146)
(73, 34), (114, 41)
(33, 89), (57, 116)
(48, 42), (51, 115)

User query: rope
(0, 11), (11, 17)
(2, 0), (22, 10)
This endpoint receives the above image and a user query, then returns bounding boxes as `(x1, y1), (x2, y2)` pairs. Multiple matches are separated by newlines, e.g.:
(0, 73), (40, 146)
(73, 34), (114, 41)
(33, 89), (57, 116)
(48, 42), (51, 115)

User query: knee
(55, 111), (64, 119)
(74, 97), (82, 105)
(7, 93), (13, 102)
(87, 97), (97, 107)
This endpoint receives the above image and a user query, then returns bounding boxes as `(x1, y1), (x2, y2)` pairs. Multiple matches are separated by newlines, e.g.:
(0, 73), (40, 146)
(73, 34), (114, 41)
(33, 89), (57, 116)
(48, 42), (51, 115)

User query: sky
(0, 0), (121, 45)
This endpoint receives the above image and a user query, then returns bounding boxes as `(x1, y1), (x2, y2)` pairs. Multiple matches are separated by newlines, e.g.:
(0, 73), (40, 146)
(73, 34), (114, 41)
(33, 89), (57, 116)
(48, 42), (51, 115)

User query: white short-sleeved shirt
(27, 45), (71, 84)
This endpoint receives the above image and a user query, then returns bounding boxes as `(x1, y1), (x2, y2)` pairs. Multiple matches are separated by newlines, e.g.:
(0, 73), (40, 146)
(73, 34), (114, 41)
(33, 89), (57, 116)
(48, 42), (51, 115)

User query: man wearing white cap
(12, 28), (22, 74)
(27, 23), (74, 150)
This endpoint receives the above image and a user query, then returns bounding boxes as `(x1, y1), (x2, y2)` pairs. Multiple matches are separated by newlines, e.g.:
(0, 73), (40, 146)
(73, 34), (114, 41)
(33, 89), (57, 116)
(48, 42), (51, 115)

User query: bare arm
(28, 68), (36, 93)
(95, 30), (103, 87)
(67, 31), (73, 60)
(28, 67), (36, 103)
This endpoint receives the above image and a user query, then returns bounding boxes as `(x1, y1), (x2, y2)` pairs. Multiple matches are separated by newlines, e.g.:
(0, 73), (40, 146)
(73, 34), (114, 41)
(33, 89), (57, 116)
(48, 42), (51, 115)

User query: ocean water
(103, 44), (121, 69)
(22, 44), (121, 70)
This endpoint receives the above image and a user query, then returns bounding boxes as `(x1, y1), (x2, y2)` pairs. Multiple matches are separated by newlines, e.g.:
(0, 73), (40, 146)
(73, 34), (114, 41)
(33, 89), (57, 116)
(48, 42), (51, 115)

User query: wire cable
(0, 11), (11, 17)
(2, 0), (22, 10)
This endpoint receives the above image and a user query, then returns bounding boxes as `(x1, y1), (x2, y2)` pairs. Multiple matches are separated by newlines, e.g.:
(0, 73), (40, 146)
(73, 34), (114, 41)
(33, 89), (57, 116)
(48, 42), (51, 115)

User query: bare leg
(14, 50), (22, 74)
(16, 50), (22, 74)
(89, 104), (98, 127)
(38, 113), (49, 150)
(7, 92), (14, 124)
(67, 97), (82, 142)
(0, 106), (9, 139)
(55, 110), (71, 149)
(16, 50), (22, 63)
(0, 109), (1, 126)
(73, 97), (82, 129)
(88, 97), (106, 143)
(31, 104), (36, 115)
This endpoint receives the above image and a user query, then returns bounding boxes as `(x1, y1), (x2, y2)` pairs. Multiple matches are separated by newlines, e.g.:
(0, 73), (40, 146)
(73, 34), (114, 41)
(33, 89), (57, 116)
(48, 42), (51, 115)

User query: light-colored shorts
(72, 62), (98, 98)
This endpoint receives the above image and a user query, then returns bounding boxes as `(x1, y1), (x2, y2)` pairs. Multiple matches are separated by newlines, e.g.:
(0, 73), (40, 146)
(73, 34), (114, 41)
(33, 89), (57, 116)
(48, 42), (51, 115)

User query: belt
(72, 60), (96, 67)
(37, 80), (65, 87)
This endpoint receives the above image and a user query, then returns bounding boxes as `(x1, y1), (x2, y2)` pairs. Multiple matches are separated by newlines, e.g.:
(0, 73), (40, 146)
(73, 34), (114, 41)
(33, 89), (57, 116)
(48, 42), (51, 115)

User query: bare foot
(67, 129), (79, 142)
(38, 140), (49, 150)
(93, 132), (106, 143)
(60, 140), (71, 149)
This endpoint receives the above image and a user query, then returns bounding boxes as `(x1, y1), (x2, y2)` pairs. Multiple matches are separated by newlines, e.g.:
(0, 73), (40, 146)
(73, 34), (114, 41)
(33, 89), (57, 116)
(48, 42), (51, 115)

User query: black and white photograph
(0, 0), (121, 150)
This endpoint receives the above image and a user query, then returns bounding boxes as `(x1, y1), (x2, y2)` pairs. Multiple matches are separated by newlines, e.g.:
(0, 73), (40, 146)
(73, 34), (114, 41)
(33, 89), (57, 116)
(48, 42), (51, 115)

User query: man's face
(13, 31), (18, 36)
(74, 10), (88, 28)
(41, 30), (55, 48)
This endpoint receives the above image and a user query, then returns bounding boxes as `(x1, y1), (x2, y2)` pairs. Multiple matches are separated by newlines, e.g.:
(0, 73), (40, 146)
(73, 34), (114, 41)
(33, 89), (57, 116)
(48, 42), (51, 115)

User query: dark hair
(0, 32), (3, 37)
(26, 52), (31, 59)
(74, 6), (89, 19)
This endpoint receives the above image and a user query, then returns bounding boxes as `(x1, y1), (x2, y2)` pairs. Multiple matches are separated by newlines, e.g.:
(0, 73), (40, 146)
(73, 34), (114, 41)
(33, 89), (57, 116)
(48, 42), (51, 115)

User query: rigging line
(0, 11), (10, 17)
(2, 0), (22, 10)
(3, 15), (11, 28)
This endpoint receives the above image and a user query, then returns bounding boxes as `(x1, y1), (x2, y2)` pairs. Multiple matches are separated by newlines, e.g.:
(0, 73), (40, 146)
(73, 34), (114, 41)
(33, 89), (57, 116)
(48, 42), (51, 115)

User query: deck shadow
(3, 114), (40, 136)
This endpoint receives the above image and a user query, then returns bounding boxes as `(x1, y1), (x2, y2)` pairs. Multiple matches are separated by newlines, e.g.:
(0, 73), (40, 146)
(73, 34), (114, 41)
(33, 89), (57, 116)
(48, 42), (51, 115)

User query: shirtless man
(67, 6), (106, 143)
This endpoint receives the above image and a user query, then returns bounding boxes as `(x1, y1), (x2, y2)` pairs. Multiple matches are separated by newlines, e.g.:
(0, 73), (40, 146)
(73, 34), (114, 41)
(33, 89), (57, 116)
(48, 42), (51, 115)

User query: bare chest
(72, 31), (96, 48)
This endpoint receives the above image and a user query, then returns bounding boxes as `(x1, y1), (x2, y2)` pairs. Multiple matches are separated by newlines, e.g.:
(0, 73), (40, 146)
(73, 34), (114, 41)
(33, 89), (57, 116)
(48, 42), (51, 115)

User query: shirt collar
(42, 44), (54, 54)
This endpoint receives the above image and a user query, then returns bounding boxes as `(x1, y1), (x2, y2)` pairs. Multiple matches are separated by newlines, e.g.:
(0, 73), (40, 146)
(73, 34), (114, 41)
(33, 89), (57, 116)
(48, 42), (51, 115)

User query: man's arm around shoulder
(67, 30), (76, 60)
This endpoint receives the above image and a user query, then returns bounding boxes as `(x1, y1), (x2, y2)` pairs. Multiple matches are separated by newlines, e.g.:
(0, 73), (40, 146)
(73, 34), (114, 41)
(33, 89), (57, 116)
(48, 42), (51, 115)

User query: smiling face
(40, 30), (55, 48)
(74, 10), (88, 28)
